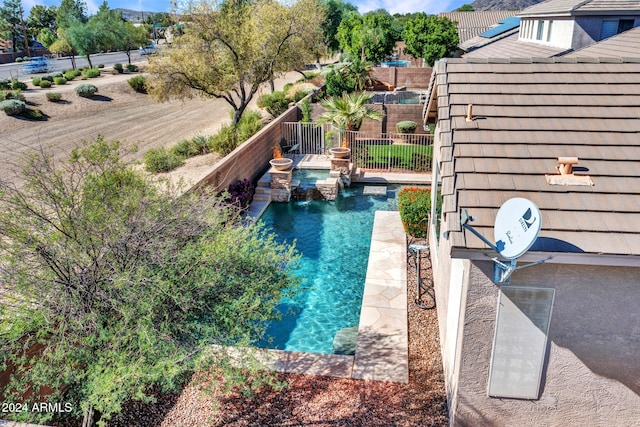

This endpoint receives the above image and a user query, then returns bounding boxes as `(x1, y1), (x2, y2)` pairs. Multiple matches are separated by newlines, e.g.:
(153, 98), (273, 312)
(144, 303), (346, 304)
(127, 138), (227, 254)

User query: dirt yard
(0, 66), (301, 186)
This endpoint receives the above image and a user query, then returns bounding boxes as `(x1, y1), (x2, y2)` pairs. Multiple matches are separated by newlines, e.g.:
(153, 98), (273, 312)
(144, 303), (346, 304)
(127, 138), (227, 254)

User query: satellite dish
(493, 198), (542, 260)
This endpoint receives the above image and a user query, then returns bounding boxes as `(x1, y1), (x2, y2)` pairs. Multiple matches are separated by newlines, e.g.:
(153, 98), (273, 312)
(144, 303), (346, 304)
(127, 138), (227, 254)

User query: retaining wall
(370, 67), (432, 89)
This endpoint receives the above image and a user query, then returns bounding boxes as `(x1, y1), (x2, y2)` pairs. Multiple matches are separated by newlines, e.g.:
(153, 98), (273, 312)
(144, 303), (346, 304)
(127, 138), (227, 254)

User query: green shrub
(191, 135), (212, 155)
(236, 110), (263, 142)
(97, 64), (104, 68)
(143, 147), (185, 173)
(53, 76), (67, 85)
(64, 71), (76, 81)
(398, 187), (431, 238)
(126, 64), (138, 72)
(300, 98), (312, 122)
(75, 83), (98, 98)
(40, 75), (54, 82)
(113, 63), (124, 73)
(82, 68), (101, 78)
(1, 90), (24, 101)
(325, 68), (355, 97)
(0, 99), (26, 116)
(257, 91), (290, 117)
(127, 75), (147, 93)
(22, 56), (29, 61)
(12, 80), (27, 91)
(0, 79), (11, 90)
(46, 92), (62, 102)
(170, 139), (200, 158)
(396, 120), (417, 134)
(15, 57), (23, 63)
(22, 107), (45, 120)
(39, 80), (52, 88)
(72, 69), (82, 77)
(291, 90), (308, 103)
(32, 77), (42, 86)
(209, 124), (238, 156)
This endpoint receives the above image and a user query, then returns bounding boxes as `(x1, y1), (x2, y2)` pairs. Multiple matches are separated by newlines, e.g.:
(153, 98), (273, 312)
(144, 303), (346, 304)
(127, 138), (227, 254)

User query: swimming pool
(258, 171), (398, 353)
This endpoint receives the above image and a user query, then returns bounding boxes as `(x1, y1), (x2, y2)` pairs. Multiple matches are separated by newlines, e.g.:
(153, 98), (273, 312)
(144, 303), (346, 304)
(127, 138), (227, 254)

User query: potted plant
(269, 144), (293, 171)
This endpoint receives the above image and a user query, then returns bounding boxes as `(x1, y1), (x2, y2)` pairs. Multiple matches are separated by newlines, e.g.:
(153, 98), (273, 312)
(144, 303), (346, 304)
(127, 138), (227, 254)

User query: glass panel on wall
(488, 286), (555, 399)
(600, 19), (618, 39)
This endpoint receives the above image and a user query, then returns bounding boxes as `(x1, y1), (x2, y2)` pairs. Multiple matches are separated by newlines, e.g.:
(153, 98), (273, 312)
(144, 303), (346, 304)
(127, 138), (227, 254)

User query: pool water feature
(259, 171), (398, 354)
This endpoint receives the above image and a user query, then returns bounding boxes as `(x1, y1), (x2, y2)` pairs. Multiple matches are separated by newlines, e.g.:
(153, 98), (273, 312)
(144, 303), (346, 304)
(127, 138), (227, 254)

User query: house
(462, 0), (640, 57)
(439, 11), (521, 45)
(423, 57), (640, 425)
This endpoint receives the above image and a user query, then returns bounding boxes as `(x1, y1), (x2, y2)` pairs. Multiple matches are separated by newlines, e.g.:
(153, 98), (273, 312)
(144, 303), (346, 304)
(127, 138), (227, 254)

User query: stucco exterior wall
(452, 261), (640, 426)
(574, 16), (640, 50)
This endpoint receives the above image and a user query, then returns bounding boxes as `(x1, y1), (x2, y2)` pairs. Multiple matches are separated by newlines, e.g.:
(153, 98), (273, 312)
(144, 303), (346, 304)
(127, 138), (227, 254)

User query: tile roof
(440, 11), (521, 43)
(428, 58), (640, 265)
(566, 26), (640, 58)
(521, 0), (640, 16)
(463, 32), (570, 58)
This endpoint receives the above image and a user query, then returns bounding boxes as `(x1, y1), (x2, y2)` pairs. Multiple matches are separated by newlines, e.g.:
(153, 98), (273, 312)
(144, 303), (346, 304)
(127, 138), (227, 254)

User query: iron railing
(281, 123), (433, 172)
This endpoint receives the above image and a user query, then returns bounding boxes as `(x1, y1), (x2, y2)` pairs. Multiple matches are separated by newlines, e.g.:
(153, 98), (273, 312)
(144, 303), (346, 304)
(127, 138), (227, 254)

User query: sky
(21, 0), (470, 17)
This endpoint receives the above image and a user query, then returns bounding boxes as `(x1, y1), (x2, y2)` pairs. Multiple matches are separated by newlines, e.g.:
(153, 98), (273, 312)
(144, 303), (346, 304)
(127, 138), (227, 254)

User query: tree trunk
(86, 54), (93, 69)
(82, 406), (94, 427)
(269, 79), (275, 93)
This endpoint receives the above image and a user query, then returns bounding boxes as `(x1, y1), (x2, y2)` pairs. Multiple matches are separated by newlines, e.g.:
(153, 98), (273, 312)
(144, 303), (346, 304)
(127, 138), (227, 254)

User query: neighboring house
(423, 57), (640, 425)
(440, 11), (521, 44)
(565, 24), (640, 57)
(0, 39), (10, 53)
(463, 0), (640, 57)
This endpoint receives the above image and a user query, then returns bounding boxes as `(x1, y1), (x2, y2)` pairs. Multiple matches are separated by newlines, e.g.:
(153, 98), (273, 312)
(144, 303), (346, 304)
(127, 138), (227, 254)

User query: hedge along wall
(369, 67), (432, 89)
(190, 106), (299, 193)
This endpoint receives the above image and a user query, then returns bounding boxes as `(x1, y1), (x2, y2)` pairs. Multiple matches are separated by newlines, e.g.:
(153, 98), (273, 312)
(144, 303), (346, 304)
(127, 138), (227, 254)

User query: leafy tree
(317, 91), (384, 131)
(456, 4), (474, 11)
(0, 138), (299, 427)
(0, 0), (25, 53)
(66, 20), (98, 68)
(56, 0), (87, 30)
(402, 13), (459, 66)
(26, 4), (57, 40)
(324, 57), (372, 96)
(336, 9), (398, 63)
(321, 0), (357, 53)
(48, 31), (76, 69)
(37, 27), (57, 48)
(147, 0), (324, 126)
(117, 21), (149, 64)
(89, 1), (123, 53)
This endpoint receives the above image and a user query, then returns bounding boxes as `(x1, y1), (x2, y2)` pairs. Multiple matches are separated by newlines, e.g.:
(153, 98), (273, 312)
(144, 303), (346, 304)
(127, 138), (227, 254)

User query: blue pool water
(258, 170), (398, 354)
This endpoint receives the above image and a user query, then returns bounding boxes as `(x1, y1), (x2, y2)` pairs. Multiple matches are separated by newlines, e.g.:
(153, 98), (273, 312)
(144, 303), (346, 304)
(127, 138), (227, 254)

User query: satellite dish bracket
(461, 209), (551, 285)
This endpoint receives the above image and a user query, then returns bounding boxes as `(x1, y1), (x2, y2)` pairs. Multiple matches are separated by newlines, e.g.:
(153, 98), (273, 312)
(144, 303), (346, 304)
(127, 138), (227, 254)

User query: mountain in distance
(115, 8), (164, 23)
(470, 0), (544, 11)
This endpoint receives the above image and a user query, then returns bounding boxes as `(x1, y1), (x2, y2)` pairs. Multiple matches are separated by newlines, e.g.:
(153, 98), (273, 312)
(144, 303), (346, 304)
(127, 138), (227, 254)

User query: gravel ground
(103, 238), (448, 427)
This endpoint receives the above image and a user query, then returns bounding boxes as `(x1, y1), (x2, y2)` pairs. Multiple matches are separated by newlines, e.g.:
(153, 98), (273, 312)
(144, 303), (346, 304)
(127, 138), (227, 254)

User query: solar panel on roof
(480, 16), (521, 38)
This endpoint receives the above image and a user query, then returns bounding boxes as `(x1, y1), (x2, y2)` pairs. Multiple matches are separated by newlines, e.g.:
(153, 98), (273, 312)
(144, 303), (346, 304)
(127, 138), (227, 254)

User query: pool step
(253, 186), (271, 201)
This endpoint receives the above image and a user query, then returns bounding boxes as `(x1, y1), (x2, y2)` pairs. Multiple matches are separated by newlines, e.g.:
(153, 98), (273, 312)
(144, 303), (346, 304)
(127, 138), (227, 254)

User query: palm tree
(317, 91), (384, 131)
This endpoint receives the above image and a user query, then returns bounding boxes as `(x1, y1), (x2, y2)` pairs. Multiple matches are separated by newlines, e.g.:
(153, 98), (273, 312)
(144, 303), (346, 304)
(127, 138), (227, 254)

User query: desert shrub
(398, 187), (431, 238)
(46, 92), (62, 102)
(0, 79), (11, 90)
(22, 56), (29, 61)
(98, 64), (104, 68)
(53, 76), (67, 85)
(143, 147), (185, 173)
(31, 77), (42, 86)
(300, 98), (312, 122)
(22, 107), (45, 120)
(39, 80), (52, 88)
(113, 63), (124, 73)
(72, 69), (82, 77)
(12, 80), (27, 91)
(2, 90), (25, 101)
(127, 75), (147, 93)
(236, 110), (263, 142)
(15, 57), (23, 63)
(40, 74), (54, 82)
(396, 120), (417, 134)
(64, 71), (76, 81)
(126, 64), (138, 72)
(0, 99), (26, 116)
(191, 135), (211, 155)
(170, 139), (200, 158)
(82, 68), (101, 78)
(291, 90), (308, 103)
(257, 91), (290, 117)
(209, 124), (238, 156)
(75, 83), (98, 98)
(223, 178), (255, 210)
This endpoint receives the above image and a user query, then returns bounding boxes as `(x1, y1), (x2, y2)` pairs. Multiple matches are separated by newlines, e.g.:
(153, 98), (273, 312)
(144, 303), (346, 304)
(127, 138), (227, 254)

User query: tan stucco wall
(452, 261), (640, 427)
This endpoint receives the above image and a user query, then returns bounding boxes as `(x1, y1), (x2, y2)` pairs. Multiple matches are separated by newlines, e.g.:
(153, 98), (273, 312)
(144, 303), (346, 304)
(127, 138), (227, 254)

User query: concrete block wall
(370, 67), (432, 89)
(191, 106), (299, 193)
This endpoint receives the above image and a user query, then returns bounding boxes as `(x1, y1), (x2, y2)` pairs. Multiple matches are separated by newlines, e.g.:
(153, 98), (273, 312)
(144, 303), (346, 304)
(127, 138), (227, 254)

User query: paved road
(0, 51), (151, 80)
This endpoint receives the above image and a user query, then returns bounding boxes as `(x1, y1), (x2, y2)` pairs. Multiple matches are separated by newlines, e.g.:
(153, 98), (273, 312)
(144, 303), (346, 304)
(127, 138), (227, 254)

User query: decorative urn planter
(269, 157), (293, 171)
(329, 147), (351, 159)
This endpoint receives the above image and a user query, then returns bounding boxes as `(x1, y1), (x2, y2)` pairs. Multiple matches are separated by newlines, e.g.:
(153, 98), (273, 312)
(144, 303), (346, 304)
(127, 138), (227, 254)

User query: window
(601, 19), (635, 39)
(536, 20), (545, 40)
(546, 20), (553, 42)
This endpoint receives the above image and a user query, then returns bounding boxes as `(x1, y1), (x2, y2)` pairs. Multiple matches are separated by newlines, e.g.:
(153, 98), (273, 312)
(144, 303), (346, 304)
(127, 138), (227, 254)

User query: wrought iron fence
(368, 91), (426, 105)
(281, 123), (433, 172)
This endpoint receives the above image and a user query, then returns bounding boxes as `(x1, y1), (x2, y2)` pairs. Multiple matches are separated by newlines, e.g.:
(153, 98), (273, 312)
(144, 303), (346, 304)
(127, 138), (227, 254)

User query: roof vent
(546, 157), (594, 186)
(465, 103), (474, 122)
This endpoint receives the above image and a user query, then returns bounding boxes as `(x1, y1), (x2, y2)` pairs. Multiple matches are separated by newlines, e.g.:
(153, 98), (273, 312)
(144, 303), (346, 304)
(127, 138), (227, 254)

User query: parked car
(22, 56), (53, 74)
(139, 43), (159, 55)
